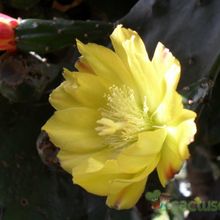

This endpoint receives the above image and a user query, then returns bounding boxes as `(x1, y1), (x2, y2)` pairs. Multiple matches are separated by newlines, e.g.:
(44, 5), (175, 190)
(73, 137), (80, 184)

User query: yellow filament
(96, 85), (151, 148)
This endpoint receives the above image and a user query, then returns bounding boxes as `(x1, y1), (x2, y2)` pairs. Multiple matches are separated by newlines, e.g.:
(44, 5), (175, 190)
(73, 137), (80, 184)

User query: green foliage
(16, 19), (114, 54)
(0, 97), (86, 220)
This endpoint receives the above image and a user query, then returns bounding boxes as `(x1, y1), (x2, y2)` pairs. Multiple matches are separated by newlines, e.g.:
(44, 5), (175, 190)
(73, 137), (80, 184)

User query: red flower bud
(0, 13), (19, 51)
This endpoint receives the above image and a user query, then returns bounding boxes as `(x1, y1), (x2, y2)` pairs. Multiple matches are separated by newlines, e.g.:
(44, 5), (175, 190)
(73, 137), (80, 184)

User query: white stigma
(96, 85), (151, 149)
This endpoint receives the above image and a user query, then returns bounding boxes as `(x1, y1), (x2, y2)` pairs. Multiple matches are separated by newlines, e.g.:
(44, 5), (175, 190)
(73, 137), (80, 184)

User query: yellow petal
(73, 142), (160, 207)
(75, 56), (95, 73)
(42, 107), (104, 153)
(110, 25), (149, 65)
(76, 39), (133, 86)
(72, 148), (113, 174)
(157, 119), (197, 186)
(153, 91), (183, 124)
(157, 141), (182, 187)
(152, 42), (180, 81)
(49, 81), (78, 110)
(117, 129), (166, 173)
(41, 25), (197, 210)
(169, 108), (197, 126)
(164, 65), (180, 94)
(110, 25), (163, 112)
(106, 161), (158, 210)
(49, 69), (107, 110)
(58, 147), (111, 174)
(63, 71), (107, 108)
(173, 119), (197, 160)
(73, 160), (129, 196)
(152, 42), (182, 124)
(58, 150), (93, 173)
(106, 177), (147, 209)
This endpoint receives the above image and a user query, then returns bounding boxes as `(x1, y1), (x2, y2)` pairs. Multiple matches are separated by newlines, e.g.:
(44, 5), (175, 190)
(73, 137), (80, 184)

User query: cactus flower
(42, 25), (197, 209)
(0, 13), (19, 51)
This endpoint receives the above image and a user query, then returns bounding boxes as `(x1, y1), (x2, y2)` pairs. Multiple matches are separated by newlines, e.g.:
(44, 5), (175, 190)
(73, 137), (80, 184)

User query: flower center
(96, 85), (151, 149)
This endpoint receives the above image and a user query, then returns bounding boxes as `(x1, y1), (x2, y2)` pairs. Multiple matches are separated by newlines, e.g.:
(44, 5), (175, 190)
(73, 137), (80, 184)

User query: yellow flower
(42, 25), (197, 209)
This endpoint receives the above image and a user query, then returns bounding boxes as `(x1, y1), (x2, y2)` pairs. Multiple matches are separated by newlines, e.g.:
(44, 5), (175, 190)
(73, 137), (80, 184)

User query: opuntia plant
(1, 0), (220, 220)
